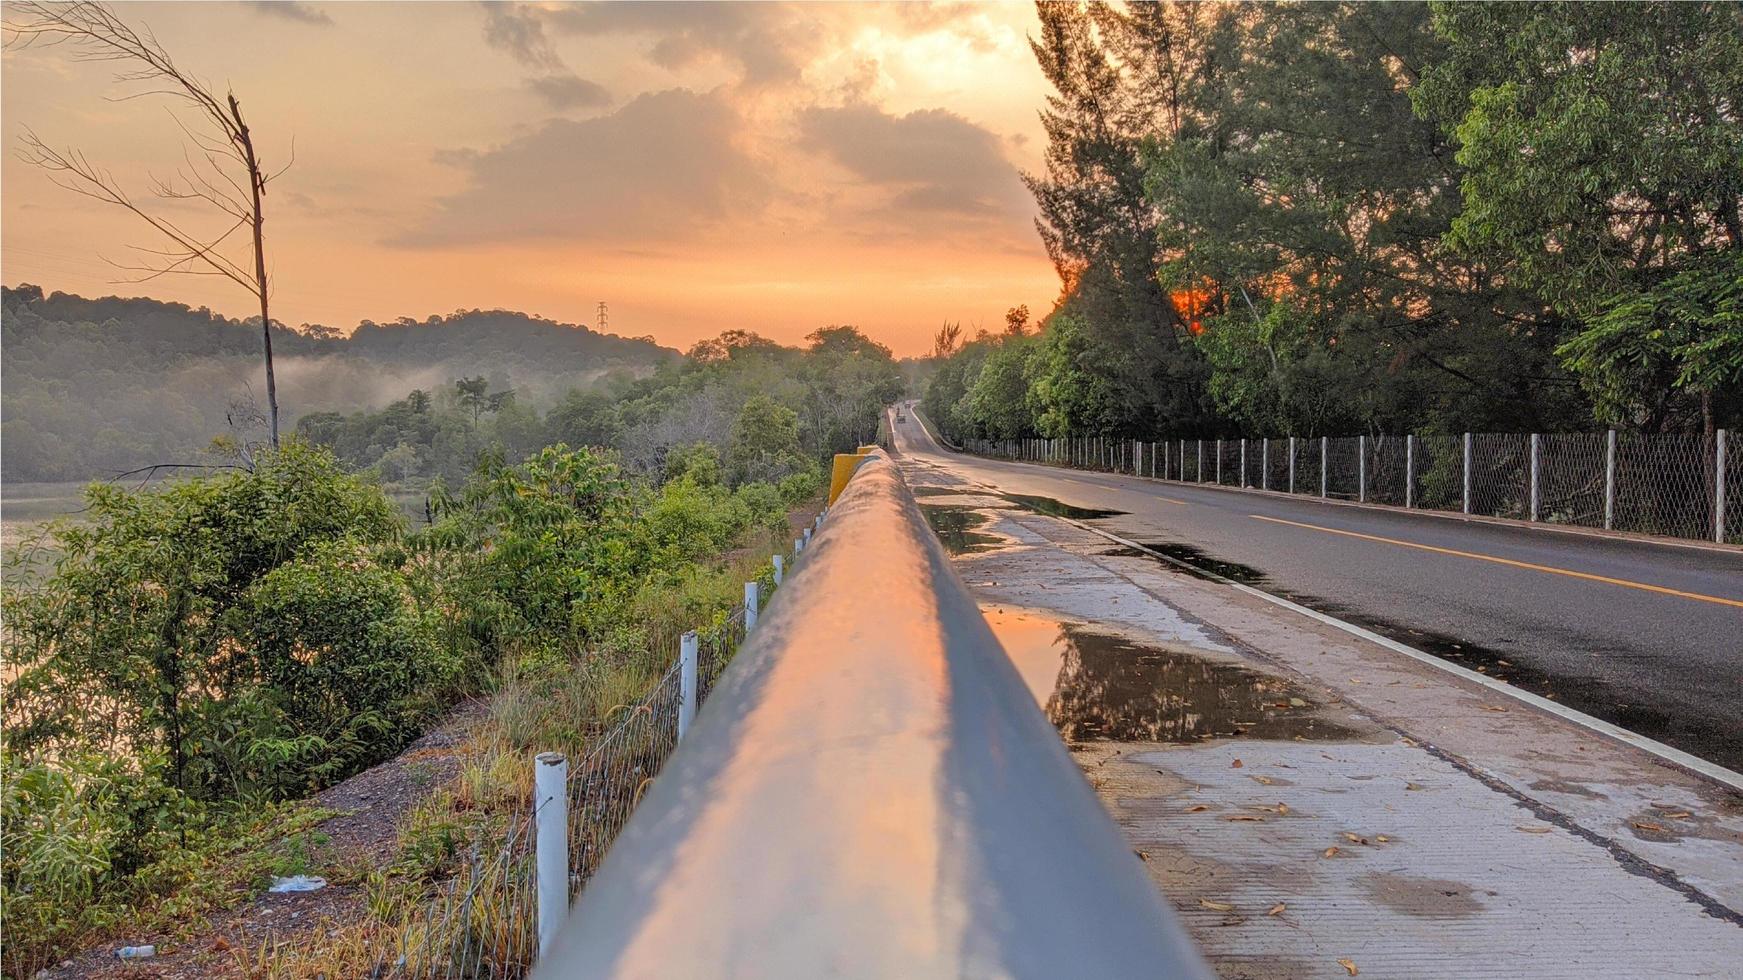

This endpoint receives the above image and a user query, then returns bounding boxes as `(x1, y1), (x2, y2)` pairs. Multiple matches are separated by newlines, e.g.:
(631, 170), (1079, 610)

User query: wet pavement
(900, 432), (1743, 978)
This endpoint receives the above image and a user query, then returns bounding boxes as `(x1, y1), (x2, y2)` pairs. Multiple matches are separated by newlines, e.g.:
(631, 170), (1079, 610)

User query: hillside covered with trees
(1, 284), (677, 482)
(927, 2), (1743, 445)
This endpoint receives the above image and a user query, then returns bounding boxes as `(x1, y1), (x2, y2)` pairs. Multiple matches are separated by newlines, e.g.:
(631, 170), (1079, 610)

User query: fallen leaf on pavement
(1253, 775), (1275, 785)
(1267, 903), (1286, 916)
(1405, 782), (1425, 791)
(1289, 697), (1307, 707)
(1482, 704), (1509, 712)
(1375, 834), (1390, 843)
(1231, 759), (1244, 768)
(1186, 804), (1210, 813)
(1198, 899), (1234, 912)
(1516, 825), (1552, 834)
(1342, 832), (1367, 844)
(1665, 811), (1692, 820)
(1134, 849), (1149, 861)
(1632, 822), (1667, 833)
(1322, 846), (1340, 858)
(1227, 815), (1265, 822)
(1339, 958), (1359, 976)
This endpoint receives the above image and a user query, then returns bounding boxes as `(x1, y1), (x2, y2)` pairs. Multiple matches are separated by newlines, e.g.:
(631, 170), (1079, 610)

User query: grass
(246, 531), (784, 977)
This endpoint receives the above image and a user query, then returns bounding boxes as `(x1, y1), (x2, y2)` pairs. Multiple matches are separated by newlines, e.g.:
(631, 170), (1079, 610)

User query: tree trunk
(232, 94), (279, 448)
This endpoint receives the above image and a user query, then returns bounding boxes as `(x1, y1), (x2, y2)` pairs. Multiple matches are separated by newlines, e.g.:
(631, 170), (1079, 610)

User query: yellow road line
(1249, 514), (1743, 609)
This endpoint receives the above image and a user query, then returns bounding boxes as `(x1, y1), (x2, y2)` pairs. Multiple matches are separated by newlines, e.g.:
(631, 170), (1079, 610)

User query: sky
(1, 1), (1061, 356)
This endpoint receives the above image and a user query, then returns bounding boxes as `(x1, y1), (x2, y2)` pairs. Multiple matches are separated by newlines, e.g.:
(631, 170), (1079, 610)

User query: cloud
(246, 2), (333, 26)
(480, 3), (563, 71)
(797, 102), (1025, 218)
(542, 2), (818, 87)
(526, 74), (611, 109)
(393, 89), (766, 248)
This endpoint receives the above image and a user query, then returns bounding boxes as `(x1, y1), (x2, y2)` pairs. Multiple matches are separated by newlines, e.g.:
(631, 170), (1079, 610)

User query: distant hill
(1, 284), (678, 482)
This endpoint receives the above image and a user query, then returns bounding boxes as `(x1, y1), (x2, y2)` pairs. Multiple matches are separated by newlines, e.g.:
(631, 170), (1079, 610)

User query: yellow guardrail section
(827, 446), (879, 505)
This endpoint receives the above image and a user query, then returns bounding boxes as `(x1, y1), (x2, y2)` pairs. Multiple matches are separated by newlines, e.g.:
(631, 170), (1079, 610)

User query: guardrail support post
(1358, 435), (1366, 503)
(1604, 429), (1616, 530)
(744, 581), (760, 632)
(1529, 433), (1541, 522)
(1462, 432), (1473, 515)
(535, 751), (569, 957)
(794, 535), (804, 556)
(772, 554), (784, 586)
(679, 632), (698, 737)
(1320, 436), (1328, 498)
(1717, 429), (1729, 544)
(1405, 434), (1415, 509)
(1289, 436), (1296, 494)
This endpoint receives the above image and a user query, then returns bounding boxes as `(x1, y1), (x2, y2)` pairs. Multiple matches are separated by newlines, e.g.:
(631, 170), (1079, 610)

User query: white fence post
(1239, 438), (1247, 488)
(1320, 436), (1328, 498)
(1717, 428), (1729, 544)
(1405, 434), (1415, 509)
(772, 554), (784, 586)
(794, 535), (804, 556)
(1604, 429), (1617, 530)
(1358, 435), (1367, 503)
(744, 580), (760, 632)
(1289, 436), (1296, 494)
(1462, 432), (1473, 515)
(535, 751), (569, 957)
(679, 632), (698, 737)
(1529, 433), (1541, 522)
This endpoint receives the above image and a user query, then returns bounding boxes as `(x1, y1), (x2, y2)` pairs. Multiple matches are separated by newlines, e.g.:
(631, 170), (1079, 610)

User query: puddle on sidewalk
(1132, 541), (1269, 584)
(922, 505), (1005, 555)
(982, 607), (1362, 744)
(1000, 493), (1125, 520)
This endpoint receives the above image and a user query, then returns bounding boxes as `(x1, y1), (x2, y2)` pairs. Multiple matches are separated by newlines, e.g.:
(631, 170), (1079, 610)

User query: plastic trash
(269, 874), (327, 893)
(115, 946), (156, 959)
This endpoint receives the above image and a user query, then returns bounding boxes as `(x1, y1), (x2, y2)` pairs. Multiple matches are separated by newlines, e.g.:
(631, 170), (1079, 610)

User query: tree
(932, 321), (964, 358)
(1415, 0), (1743, 430)
(1004, 305), (1031, 337)
(455, 376), (491, 427)
(8, 1), (290, 450)
(1024, 0), (1213, 435)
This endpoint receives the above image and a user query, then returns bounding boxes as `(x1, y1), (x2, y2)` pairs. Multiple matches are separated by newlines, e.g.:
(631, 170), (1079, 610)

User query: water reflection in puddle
(921, 505), (1005, 555)
(982, 607), (1360, 743)
(1000, 493), (1125, 520)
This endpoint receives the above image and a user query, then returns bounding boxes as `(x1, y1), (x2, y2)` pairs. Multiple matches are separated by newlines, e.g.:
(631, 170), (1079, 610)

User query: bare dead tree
(6, 1), (287, 447)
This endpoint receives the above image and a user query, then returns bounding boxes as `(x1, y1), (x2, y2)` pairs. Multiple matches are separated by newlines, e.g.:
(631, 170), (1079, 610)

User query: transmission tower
(596, 301), (608, 332)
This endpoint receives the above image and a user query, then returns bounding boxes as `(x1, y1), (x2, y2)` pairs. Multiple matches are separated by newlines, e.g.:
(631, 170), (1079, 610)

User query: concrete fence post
(1289, 436), (1296, 494)
(1320, 436), (1328, 498)
(1358, 435), (1367, 503)
(1405, 434), (1415, 509)
(1216, 439), (1223, 485)
(1604, 429), (1617, 530)
(772, 554), (784, 586)
(795, 534), (805, 556)
(744, 581), (760, 632)
(1197, 440), (1204, 482)
(1462, 432), (1473, 515)
(1717, 429), (1729, 544)
(679, 632), (698, 737)
(535, 751), (569, 957)
(1261, 438), (1269, 491)
(1240, 438), (1248, 488)
(1529, 433), (1541, 522)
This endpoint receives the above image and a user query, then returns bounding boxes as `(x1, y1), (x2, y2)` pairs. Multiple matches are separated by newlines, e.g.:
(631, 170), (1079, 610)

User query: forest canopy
(925, 1), (1743, 445)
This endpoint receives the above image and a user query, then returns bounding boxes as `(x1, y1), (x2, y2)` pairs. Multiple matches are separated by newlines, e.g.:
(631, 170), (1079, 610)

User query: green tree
(1415, 0), (1743, 429)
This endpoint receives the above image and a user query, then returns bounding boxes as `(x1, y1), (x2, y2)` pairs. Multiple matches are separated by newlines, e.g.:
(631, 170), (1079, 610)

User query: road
(890, 405), (1743, 773)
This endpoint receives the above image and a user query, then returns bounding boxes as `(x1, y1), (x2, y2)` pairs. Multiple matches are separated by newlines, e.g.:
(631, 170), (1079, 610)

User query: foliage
(1414, 1), (1743, 429)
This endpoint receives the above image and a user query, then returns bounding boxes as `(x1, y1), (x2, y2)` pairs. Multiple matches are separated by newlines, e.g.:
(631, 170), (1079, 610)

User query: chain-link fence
(964, 430), (1738, 545)
(358, 560), (776, 978)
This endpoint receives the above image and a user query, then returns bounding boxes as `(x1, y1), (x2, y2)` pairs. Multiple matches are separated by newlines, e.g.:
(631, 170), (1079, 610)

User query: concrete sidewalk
(900, 455), (1743, 978)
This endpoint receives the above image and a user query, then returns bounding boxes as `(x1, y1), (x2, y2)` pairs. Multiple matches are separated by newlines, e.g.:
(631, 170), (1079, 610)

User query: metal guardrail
(965, 430), (1741, 546)
(534, 450), (1209, 978)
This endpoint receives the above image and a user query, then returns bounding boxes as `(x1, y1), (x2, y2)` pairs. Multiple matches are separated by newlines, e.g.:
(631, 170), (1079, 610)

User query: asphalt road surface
(890, 405), (1743, 774)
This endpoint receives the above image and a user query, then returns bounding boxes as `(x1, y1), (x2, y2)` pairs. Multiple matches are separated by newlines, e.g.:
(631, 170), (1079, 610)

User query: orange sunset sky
(1, 1), (1061, 356)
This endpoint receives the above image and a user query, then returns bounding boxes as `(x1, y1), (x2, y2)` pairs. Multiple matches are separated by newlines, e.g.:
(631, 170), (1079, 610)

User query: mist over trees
(927, 1), (1743, 444)
(1, 284), (674, 482)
